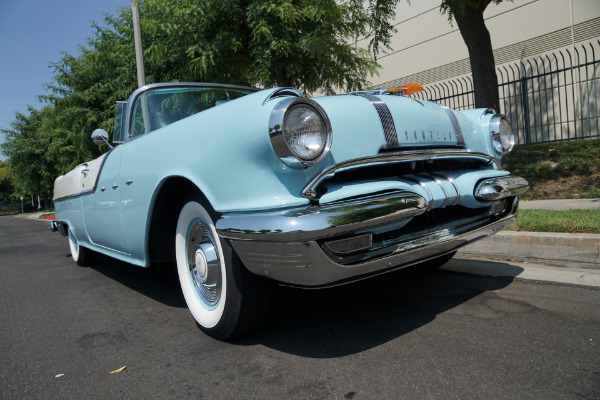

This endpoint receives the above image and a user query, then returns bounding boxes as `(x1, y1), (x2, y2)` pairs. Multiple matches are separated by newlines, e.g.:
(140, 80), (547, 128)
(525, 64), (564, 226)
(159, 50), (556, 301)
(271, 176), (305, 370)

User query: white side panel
(53, 154), (107, 200)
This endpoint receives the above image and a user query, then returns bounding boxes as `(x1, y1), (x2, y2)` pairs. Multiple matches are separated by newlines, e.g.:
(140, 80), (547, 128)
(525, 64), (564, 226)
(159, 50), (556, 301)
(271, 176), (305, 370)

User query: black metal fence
(413, 41), (600, 145)
(0, 204), (21, 215)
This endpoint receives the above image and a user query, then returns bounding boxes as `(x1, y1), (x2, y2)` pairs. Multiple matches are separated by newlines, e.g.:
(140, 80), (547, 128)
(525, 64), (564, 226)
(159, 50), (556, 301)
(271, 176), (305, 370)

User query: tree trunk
(452, 1), (500, 111)
(274, 64), (292, 87)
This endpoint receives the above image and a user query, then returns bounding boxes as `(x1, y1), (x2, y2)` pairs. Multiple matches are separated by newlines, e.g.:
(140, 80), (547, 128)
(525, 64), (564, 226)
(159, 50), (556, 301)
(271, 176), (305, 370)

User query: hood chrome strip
(443, 107), (465, 146)
(353, 94), (399, 148)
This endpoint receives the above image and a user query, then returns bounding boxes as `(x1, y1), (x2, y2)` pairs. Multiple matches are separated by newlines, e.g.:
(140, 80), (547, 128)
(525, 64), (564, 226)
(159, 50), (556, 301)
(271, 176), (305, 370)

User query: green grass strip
(507, 209), (600, 234)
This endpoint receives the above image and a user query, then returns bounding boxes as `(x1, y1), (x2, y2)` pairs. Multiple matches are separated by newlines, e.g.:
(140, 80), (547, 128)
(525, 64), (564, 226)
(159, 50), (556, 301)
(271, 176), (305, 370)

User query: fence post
(520, 76), (531, 144)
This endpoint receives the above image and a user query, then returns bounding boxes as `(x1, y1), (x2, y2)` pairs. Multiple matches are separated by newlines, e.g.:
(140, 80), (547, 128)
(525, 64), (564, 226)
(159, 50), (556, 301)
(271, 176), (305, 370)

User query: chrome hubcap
(186, 221), (222, 307)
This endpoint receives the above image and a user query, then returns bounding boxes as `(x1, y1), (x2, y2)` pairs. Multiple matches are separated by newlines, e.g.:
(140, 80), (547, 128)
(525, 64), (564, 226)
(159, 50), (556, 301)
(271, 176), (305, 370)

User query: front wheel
(175, 197), (271, 340)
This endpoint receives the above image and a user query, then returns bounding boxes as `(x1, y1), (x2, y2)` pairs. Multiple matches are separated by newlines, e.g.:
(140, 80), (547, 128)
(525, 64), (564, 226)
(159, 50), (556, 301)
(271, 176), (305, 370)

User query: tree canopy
(1, 0), (507, 203)
(2, 0), (403, 202)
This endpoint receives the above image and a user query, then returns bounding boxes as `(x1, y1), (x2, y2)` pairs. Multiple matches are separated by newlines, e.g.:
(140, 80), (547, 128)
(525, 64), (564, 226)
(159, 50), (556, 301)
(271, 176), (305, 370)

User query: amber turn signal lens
(388, 83), (424, 96)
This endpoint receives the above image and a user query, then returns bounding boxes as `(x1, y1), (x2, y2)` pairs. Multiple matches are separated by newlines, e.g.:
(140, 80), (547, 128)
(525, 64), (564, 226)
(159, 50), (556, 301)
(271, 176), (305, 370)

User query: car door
(81, 145), (130, 254)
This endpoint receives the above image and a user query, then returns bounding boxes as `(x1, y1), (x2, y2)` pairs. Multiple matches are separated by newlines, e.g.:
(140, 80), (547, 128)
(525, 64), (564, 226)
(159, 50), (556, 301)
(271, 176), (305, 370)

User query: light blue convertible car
(51, 82), (528, 339)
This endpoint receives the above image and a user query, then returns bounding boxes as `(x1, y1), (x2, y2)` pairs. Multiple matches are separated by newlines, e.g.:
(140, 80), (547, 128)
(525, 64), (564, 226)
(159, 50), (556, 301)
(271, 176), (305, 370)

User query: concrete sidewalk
(519, 198), (600, 210)
(15, 212), (54, 220)
(442, 258), (600, 288)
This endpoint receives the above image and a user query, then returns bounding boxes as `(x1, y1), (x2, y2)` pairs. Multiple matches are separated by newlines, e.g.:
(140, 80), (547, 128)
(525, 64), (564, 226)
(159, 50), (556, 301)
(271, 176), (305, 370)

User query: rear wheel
(175, 196), (271, 340)
(68, 229), (96, 267)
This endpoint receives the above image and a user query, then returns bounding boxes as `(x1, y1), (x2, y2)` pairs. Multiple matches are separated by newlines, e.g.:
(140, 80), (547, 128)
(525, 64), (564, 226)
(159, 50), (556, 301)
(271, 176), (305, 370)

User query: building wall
(362, 0), (600, 89)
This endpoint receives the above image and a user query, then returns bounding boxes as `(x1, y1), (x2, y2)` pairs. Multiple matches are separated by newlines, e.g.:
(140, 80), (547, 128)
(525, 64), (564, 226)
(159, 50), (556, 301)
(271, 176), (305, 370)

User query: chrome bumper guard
(475, 175), (529, 201)
(216, 184), (524, 287)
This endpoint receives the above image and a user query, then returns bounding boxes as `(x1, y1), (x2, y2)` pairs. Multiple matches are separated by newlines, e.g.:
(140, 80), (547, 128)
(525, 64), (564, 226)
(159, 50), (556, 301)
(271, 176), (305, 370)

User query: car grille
(305, 151), (497, 201)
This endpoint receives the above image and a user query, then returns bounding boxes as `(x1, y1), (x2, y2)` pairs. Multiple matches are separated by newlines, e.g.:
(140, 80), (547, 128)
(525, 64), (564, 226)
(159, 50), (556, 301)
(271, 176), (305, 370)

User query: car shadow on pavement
(90, 256), (187, 309)
(236, 263), (524, 357)
(88, 253), (523, 357)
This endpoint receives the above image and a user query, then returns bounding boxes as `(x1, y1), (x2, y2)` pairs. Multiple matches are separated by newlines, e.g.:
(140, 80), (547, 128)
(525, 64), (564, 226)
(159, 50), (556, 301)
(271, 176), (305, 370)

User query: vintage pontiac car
(51, 82), (528, 339)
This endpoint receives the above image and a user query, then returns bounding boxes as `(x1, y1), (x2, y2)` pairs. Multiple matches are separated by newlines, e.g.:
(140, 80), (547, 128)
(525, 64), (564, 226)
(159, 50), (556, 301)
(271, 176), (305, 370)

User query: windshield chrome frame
(121, 82), (259, 142)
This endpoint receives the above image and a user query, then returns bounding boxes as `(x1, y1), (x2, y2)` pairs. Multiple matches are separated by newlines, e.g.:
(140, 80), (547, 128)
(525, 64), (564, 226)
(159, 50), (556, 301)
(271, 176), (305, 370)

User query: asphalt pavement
(1, 216), (599, 400)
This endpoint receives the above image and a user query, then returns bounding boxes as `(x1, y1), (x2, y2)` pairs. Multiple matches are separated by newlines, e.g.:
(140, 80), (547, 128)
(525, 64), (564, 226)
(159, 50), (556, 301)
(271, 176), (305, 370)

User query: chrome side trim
(216, 191), (427, 242)
(475, 175), (529, 201)
(353, 94), (399, 147)
(301, 150), (499, 200)
(90, 150), (111, 193)
(53, 189), (94, 203)
(443, 107), (465, 146)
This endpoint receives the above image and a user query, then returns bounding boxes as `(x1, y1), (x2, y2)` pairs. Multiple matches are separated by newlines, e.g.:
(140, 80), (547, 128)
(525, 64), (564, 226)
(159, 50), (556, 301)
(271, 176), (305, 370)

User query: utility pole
(132, 0), (145, 87)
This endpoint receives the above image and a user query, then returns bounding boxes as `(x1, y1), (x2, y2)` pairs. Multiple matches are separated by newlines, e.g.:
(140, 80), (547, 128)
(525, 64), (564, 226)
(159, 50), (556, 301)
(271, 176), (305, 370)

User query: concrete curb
(13, 212), (53, 220)
(457, 231), (600, 269)
(442, 258), (600, 288)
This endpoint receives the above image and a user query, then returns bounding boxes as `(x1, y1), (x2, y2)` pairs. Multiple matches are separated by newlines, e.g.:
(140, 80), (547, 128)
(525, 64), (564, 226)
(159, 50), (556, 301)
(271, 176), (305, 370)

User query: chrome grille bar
(401, 176), (435, 211)
(429, 172), (461, 206)
(302, 150), (499, 200)
(417, 173), (451, 208)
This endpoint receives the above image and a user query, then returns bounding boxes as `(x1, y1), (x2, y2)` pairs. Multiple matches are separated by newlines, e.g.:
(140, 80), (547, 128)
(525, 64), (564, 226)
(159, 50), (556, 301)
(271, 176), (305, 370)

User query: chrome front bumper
(216, 175), (527, 287)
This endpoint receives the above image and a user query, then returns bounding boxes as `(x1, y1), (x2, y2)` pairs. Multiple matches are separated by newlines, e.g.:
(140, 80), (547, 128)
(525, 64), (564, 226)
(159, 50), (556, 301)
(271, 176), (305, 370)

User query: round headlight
(490, 115), (514, 155)
(283, 105), (327, 161)
(269, 98), (332, 168)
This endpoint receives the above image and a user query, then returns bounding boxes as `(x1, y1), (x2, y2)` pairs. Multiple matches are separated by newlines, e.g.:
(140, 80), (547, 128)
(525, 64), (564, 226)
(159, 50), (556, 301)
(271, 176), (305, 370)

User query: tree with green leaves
(140, 0), (399, 94)
(2, 0), (508, 198)
(2, 0), (401, 195)
(1, 106), (58, 207)
(0, 160), (15, 204)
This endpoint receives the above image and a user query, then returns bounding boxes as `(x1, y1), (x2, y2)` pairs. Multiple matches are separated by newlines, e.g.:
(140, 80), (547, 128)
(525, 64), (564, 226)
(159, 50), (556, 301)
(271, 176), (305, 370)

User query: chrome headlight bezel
(489, 114), (515, 155)
(269, 98), (333, 169)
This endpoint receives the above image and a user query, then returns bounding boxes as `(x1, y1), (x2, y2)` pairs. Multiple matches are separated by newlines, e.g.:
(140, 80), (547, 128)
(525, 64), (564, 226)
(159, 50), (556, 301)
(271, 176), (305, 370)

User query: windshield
(130, 86), (253, 137)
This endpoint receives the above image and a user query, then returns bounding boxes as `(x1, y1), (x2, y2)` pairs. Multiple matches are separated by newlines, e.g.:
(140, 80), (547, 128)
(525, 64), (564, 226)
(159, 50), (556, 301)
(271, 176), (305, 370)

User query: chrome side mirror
(91, 129), (113, 149)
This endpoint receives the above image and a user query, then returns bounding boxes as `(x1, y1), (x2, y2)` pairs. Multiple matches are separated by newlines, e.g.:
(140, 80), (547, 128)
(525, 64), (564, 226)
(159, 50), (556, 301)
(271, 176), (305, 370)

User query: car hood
(309, 94), (490, 164)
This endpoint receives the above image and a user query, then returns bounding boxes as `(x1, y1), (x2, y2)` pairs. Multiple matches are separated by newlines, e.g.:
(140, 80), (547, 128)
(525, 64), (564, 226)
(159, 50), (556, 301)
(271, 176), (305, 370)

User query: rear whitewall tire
(68, 229), (80, 261)
(68, 228), (96, 267)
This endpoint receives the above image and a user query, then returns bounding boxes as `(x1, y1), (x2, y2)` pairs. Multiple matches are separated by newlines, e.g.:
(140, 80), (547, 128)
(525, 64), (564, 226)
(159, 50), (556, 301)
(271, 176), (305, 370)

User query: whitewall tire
(175, 196), (272, 340)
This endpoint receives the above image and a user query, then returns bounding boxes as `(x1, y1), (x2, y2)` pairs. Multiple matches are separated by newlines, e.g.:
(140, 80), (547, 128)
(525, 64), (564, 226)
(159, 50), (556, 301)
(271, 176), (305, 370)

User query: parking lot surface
(1, 217), (599, 399)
